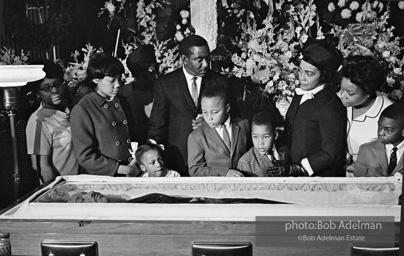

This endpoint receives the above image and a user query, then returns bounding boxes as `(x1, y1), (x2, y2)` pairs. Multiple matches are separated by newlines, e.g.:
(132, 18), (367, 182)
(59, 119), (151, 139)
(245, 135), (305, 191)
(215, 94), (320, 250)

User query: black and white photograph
(0, 0), (403, 255)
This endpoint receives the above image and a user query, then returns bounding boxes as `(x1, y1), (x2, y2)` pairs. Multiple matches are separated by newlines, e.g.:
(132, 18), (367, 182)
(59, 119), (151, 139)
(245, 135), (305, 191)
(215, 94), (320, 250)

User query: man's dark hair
(179, 35), (209, 57)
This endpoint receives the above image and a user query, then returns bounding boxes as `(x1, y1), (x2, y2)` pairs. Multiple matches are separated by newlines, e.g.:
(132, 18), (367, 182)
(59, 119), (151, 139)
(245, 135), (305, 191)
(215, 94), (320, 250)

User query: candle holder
(0, 65), (45, 201)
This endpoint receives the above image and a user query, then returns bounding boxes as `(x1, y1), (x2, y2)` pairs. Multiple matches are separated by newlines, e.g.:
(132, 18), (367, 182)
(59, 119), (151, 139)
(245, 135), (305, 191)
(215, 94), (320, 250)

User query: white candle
(114, 29), (121, 57)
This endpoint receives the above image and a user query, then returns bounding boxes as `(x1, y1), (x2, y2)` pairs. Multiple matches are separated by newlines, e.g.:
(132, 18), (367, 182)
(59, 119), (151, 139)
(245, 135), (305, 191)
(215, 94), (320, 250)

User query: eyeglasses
(39, 80), (64, 93)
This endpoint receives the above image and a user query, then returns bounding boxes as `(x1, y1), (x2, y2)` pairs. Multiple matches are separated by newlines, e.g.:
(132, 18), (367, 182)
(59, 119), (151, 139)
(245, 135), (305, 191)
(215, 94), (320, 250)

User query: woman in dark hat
(119, 44), (158, 145)
(276, 38), (347, 177)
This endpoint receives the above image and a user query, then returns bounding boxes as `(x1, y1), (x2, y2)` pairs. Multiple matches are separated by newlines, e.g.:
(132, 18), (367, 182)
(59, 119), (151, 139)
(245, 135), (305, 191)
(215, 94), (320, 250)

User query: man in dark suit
(148, 35), (236, 176)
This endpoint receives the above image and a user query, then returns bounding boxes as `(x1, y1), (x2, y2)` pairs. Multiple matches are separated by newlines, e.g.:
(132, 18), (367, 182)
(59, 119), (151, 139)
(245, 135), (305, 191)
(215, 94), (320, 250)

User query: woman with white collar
(338, 55), (393, 175)
(278, 37), (347, 177)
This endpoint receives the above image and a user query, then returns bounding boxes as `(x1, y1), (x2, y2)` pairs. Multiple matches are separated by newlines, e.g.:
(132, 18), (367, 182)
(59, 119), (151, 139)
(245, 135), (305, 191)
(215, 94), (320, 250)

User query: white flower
(349, 1), (359, 10)
(362, 2), (372, 12)
(295, 26), (302, 36)
(399, 1), (404, 10)
(145, 6), (152, 14)
(355, 12), (364, 22)
(394, 68), (401, 75)
(300, 34), (308, 44)
(252, 54), (261, 63)
(246, 58), (254, 76)
(174, 31), (184, 42)
(366, 11), (377, 21)
(372, 1), (379, 9)
(241, 52), (247, 59)
(337, 0), (346, 8)
(105, 2), (115, 14)
(341, 9), (352, 19)
(383, 51), (391, 58)
(182, 18), (188, 25)
(176, 25), (181, 30)
(248, 40), (260, 51)
(328, 2), (336, 12)
(378, 2), (383, 12)
(180, 10), (189, 19)
(386, 76), (395, 86)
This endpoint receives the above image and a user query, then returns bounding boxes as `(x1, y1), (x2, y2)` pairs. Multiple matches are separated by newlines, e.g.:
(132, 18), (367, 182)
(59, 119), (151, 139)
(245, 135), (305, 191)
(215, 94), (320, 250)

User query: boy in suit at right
(354, 103), (404, 177)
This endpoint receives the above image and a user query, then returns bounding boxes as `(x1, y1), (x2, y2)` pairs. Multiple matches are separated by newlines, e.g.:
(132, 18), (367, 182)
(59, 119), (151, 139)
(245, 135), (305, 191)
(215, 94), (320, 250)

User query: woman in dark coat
(119, 44), (157, 145)
(278, 38), (347, 177)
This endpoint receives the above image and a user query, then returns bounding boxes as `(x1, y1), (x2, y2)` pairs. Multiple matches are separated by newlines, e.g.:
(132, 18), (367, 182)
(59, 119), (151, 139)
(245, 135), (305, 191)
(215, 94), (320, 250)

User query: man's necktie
(191, 77), (198, 106)
(388, 147), (398, 175)
(222, 124), (231, 151)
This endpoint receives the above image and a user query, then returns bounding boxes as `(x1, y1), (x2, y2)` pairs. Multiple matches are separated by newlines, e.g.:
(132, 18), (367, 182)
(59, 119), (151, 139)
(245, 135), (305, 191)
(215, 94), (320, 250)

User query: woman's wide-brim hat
(301, 37), (343, 73)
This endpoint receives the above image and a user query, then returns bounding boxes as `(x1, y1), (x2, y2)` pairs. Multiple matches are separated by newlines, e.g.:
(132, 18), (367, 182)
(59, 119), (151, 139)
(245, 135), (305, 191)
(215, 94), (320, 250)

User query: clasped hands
(266, 160), (309, 177)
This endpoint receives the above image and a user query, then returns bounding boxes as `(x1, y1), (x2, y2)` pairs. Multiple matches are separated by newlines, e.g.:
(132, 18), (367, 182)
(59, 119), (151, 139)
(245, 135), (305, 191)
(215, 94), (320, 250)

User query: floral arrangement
(62, 44), (102, 102)
(98, 0), (127, 29)
(135, 0), (164, 44)
(325, 0), (387, 28)
(330, 5), (404, 100)
(98, 0), (191, 76)
(174, 10), (194, 42)
(154, 41), (182, 75)
(134, 1), (193, 75)
(0, 47), (29, 65)
(223, 0), (321, 102)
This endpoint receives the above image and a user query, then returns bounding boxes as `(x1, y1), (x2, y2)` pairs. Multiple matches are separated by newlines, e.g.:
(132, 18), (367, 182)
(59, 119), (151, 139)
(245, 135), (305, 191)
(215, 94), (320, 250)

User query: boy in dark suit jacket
(354, 103), (404, 177)
(188, 85), (251, 177)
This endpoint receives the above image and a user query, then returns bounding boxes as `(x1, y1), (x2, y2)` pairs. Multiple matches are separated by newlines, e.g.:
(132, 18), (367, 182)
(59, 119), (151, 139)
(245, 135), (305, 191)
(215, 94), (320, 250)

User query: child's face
(201, 96), (230, 128)
(378, 115), (404, 146)
(140, 149), (167, 177)
(94, 75), (121, 99)
(252, 124), (275, 155)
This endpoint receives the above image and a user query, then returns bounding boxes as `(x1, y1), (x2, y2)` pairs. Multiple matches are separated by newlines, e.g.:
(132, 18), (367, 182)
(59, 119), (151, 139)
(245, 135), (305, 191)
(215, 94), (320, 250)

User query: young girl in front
(135, 142), (180, 177)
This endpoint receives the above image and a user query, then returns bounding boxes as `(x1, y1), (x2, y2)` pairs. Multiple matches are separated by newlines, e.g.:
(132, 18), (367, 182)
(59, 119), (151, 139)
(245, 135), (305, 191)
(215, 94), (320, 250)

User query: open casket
(0, 175), (401, 255)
